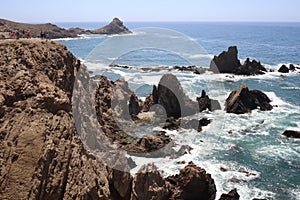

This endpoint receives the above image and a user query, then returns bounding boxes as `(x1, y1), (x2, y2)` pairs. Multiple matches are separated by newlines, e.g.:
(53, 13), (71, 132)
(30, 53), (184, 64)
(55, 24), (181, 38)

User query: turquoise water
(57, 22), (300, 200)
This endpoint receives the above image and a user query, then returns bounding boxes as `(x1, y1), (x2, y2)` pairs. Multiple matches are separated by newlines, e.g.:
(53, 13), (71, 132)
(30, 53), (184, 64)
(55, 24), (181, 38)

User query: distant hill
(0, 17), (131, 39)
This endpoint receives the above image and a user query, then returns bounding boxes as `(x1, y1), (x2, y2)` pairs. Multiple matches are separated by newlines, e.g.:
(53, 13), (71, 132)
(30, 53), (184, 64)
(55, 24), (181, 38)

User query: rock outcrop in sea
(210, 46), (267, 75)
(282, 130), (300, 139)
(225, 84), (273, 114)
(142, 74), (221, 118)
(92, 17), (132, 35)
(278, 64), (289, 73)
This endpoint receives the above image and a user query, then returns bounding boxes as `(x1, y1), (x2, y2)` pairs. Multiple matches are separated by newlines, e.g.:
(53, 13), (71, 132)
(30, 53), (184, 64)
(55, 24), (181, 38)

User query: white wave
(106, 31), (146, 38)
(83, 60), (110, 71)
(290, 187), (300, 200)
(256, 144), (300, 162)
(188, 53), (214, 59)
(281, 86), (300, 90)
(53, 34), (105, 41)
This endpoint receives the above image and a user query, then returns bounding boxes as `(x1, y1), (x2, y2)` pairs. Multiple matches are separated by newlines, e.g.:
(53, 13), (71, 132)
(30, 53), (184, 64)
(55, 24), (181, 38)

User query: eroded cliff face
(0, 39), (233, 200)
(0, 39), (114, 199)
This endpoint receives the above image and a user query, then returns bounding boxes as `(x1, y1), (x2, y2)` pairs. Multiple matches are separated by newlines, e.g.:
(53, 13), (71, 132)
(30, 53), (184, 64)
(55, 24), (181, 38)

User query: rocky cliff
(0, 39), (239, 200)
(0, 39), (116, 199)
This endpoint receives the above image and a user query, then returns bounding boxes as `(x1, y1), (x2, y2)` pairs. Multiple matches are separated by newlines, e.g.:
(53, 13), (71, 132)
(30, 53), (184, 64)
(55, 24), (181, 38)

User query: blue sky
(1, 0), (300, 22)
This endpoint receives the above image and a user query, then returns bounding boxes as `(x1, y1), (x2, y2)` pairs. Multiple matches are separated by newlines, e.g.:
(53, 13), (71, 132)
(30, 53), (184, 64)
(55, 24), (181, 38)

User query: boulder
(278, 65), (289, 73)
(282, 130), (300, 139)
(210, 46), (241, 73)
(219, 189), (240, 200)
(225, 84), (273, 114)
(166, 161), (216, 200)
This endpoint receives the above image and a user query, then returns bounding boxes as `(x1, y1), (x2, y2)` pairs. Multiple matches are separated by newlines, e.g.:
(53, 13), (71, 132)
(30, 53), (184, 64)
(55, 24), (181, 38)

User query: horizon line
(1, 18), (300, 24)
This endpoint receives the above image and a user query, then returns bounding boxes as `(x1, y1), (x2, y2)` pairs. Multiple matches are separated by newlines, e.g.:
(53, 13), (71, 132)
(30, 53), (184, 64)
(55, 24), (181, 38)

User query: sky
(1, 0), (300, 23)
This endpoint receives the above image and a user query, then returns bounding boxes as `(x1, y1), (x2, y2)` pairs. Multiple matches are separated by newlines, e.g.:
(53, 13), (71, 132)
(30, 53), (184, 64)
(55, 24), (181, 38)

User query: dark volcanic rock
(219, 188), (240, 200)
(210, 47), (266, 75)
(156, 74), (198, 118)
(129, 94), (141, 116)
(197, 90), (221, 112)
(237, 58), (267, 75)
(92, 17), (131, 35)
(289, 64), (296, 71)
(278, 64), (289, 73)
(210, 46), (241, 73)
(225, 84), (273, 114)
(142, 75), (221, 118)
(166, 161), (216, 200)
(282, 130), (300, 139)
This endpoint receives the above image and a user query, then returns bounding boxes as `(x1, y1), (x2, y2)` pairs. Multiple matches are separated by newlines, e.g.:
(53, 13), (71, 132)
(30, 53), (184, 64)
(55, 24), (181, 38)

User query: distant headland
(0, 17), (131, 39)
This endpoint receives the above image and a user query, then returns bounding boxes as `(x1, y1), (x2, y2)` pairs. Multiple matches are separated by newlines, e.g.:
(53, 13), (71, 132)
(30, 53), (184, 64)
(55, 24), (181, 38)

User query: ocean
(56, 22), (300, 200)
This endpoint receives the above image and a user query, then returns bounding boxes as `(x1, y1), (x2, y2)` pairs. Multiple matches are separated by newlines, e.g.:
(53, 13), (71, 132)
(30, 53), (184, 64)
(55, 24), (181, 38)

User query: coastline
(0, 24), (298, 199)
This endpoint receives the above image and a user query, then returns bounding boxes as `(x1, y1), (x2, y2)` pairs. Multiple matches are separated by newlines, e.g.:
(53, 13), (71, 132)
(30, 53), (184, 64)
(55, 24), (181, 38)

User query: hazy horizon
(1, 0), (300, 23)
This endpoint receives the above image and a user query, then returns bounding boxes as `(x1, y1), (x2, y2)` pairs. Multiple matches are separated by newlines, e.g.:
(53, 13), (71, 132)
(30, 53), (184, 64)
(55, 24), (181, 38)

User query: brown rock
(210, 46), (241, 73)
(225, 84), (273, 114)
(131, 164), (169, 200)
(167, 161), (216, 200)
(0, 39), (112, 199)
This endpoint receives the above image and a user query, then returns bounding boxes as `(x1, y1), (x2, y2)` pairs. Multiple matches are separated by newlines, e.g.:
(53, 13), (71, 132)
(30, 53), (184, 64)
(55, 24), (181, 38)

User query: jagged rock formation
(92, 18), (131, 35)
(0, 39), (235, 200)
(225, 84), (273, 114)
(210, 46), (241, 73)
(237, 58), (267, 75)
(166, 161), (216, 200)
(94, 76), (172, 153)
(143, 74), (221, 118)
(0, 39), (117, 199)
(210, 46), (267, 75)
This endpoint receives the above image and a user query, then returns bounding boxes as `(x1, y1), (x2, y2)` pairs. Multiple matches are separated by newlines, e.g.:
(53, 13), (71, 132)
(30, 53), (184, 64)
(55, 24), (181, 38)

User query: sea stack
(92, 17), (132, 35)
(210, 46), (267, 75)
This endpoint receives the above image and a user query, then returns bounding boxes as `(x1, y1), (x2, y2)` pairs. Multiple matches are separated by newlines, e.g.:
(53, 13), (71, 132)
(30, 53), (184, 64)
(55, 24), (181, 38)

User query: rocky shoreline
(1, 39), (298, 199)
(0, 17), (131, 39)
(0, 39), (241, 199)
